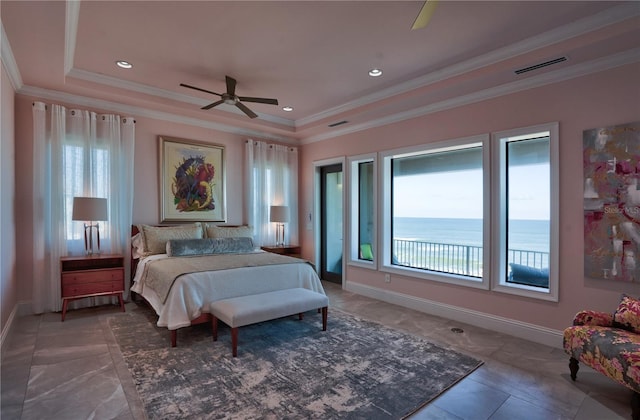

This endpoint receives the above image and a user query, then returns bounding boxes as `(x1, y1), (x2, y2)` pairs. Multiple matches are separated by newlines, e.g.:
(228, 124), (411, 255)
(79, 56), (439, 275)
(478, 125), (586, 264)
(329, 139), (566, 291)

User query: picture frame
(159, 136), (226, 223)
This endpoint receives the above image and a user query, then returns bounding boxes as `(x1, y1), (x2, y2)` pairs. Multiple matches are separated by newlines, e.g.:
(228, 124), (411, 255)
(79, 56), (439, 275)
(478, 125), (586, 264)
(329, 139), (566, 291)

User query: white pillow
(205, 224), (253, 239)
(138, 223), (203, 255)
(131, 233), (146, 259)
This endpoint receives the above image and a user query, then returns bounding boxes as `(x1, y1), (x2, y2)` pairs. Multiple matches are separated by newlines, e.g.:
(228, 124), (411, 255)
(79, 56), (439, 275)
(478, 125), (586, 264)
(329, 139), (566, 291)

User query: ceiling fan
(411, 0), (438, 30)
(180, 75), (278, 119)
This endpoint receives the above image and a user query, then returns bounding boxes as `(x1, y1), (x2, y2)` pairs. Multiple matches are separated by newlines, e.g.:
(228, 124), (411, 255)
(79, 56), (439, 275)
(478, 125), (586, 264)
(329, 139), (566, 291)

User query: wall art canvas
(584, 122), (640, 281)
(159, 136), (226, 223)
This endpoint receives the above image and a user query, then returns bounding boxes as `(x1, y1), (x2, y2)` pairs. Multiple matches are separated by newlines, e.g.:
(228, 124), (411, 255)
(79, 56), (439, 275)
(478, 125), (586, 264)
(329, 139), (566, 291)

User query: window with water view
(503, 133), (551, 289)
(379, 124), (557, 300)
(391, 145), (484, 278)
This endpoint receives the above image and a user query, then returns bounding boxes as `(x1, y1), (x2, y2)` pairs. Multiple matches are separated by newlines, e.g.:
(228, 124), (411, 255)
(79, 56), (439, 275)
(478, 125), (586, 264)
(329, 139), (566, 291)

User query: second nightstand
(261, 245), (302, 259)
(60, 254), (125, 321)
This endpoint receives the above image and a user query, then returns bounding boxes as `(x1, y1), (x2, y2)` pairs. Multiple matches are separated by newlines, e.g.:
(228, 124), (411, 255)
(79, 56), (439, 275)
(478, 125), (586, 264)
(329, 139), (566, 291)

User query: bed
(130, 223), (326, 346)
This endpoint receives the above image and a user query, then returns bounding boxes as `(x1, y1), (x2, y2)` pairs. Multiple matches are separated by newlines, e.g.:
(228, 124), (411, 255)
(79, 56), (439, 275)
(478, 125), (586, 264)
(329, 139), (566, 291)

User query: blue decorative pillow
(509, 263), (549, 287)
(166, 237), (254, 257)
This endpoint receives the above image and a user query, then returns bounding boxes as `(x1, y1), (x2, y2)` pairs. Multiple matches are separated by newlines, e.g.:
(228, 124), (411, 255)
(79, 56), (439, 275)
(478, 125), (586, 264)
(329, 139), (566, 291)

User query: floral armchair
(563, 294), (640, 420)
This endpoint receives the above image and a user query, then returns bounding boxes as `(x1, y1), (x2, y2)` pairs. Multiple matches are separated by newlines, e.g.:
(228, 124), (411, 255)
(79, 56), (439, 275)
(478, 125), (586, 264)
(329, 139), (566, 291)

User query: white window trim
(380, 134), (491, 290)
(490, 122), (559, 302)
(347, 153), (377, 270)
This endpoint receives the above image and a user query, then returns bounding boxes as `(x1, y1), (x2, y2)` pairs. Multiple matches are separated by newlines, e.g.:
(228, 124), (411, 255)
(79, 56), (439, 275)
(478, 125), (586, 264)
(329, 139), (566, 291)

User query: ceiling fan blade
(180, 83), (221, 97)
(201, 99), (225, 110)
(226, 75), (237, 96)
(411, 0), (438, 30)
(238, 96), (279, 105)
(235, 101), (258, 119)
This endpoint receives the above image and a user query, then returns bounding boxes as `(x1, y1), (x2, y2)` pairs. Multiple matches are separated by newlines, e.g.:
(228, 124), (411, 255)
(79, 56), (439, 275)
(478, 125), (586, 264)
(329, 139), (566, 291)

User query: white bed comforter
(131, 252), (325, 330)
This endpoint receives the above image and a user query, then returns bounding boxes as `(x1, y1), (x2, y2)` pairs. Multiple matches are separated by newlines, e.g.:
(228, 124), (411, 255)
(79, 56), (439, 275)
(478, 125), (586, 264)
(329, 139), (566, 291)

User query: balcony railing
(392, 238), (549, 279)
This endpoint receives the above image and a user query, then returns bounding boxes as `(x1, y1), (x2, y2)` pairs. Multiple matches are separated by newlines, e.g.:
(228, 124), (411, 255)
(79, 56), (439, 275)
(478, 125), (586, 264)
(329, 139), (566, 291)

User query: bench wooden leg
(231, 327), (238, 357)
(171, 330), (177, 348)
(212, 316), (218, 341)
(322, 306), (328, 331)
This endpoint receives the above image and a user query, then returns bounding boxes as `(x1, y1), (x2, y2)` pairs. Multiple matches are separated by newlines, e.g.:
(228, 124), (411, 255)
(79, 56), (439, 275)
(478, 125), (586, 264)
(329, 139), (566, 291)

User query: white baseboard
(1, 303), (18, 353)
(1, 300), (32, 354)
(345, 281), (564, 349)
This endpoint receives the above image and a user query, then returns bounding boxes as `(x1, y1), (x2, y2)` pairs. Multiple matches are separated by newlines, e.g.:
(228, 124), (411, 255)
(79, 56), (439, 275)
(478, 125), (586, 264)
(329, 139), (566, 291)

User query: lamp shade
(72, 197), (108, 221)
(269, 205), (289, 223)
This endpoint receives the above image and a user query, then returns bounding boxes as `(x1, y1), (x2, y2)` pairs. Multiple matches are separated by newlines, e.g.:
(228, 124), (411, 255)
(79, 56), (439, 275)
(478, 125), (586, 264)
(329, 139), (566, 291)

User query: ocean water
(393, 217), (550, 252)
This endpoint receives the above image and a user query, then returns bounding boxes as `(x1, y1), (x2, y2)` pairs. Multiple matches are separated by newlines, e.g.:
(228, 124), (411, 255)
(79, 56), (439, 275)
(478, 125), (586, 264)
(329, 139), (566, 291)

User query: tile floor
(1, 281), (634, 420)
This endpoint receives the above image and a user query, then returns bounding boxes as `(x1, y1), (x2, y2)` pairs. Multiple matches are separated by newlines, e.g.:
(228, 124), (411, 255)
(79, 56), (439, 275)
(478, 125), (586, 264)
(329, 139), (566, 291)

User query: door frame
(313, 157), (346, 288)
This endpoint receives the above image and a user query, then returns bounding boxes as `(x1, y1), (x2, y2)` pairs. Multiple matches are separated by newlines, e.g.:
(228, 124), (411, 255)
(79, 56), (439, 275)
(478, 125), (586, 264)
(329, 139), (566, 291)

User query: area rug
(109, 303), (483, 419)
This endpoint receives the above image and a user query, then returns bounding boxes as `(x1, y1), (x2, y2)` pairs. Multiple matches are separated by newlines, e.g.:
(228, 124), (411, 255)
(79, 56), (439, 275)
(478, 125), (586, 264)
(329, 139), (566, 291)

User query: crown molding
(17, 84), (297, 144)
(64, 0), (80, 75)
(0, 20), (23, 90)
(296, 3), (640, 128)
(301, 48), (640, 145)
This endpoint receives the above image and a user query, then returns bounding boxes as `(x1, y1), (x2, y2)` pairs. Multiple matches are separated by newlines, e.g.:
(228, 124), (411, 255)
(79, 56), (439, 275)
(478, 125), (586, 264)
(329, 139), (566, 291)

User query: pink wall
(299, 63), (640, 331)
(1, 60), (17, 334)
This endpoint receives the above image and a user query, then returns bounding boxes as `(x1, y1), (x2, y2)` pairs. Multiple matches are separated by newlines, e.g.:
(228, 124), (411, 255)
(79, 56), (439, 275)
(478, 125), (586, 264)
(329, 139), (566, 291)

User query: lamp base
(84, 223), (102, 255)
(275, 223), (285, 247)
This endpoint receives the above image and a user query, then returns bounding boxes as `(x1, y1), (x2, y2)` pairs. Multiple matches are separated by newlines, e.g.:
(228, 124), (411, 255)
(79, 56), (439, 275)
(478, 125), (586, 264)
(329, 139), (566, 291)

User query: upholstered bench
(210, 288), (329, 357)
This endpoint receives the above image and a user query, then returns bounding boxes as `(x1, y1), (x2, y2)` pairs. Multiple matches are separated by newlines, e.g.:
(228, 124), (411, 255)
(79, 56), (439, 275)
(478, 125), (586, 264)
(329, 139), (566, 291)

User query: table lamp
(72, 197), (108, 255)
(270, 205), (289, 247)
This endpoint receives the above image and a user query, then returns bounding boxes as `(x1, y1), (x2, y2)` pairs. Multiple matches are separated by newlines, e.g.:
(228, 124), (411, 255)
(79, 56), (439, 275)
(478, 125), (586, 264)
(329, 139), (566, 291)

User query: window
(381, 135), (490, 289)
(492, 123), (559, 301)
(63, 143), (111, 242)
(348, 154), (376, 267)
(245, 140), (299, 246)
(376, 123), (558, 301)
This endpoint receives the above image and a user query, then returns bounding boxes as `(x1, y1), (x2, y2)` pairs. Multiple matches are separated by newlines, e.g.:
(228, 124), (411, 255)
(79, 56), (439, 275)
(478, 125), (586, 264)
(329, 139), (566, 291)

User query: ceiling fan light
(368, 68), (383, 77)
(116, 60), (133, 69)
(282, 106), (294, 112)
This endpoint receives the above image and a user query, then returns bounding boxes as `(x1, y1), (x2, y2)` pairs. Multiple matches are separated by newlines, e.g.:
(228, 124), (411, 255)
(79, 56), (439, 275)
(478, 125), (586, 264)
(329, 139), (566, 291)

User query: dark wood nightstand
(261, 245), (302, 259)
(60, 254), (125, 321)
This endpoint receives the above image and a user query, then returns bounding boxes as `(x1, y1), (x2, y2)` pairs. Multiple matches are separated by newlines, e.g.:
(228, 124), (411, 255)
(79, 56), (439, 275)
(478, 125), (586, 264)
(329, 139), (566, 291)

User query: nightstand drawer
(62, 268), (124, 285)
(62, 280), (123, 297)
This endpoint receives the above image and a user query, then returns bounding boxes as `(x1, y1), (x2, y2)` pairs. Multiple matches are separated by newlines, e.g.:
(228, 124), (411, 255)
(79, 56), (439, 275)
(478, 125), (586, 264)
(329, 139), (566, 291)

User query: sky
(393, 164), (550, 220)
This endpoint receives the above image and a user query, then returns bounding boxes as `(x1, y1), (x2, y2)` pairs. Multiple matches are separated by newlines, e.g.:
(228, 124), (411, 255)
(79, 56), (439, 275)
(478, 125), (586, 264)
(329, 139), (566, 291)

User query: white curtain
(245, 140), (298, 246)
(32, 102), (135, 313)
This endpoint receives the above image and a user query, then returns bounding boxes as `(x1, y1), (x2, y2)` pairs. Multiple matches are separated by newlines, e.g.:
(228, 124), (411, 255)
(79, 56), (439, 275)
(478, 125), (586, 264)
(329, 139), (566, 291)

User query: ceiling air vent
(514, 56), (567, 75)
(328, 120), (348, 128)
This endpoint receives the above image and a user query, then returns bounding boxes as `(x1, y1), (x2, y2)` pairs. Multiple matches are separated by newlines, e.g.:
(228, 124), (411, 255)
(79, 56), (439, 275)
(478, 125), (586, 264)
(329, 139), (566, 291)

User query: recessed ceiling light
(282, 106), (294, 112)
(116, 60), (133, 69)
(368, 68), (383, 77)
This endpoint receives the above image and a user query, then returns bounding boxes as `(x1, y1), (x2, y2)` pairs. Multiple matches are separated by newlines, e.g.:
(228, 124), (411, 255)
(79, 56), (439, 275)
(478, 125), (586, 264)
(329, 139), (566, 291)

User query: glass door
(321, 163), (343, 284)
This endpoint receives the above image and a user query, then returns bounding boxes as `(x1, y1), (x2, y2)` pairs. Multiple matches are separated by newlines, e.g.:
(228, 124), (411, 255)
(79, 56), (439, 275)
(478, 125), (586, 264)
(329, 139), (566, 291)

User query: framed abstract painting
(583, 122), (640, 282)
(159, 136), (226, 223)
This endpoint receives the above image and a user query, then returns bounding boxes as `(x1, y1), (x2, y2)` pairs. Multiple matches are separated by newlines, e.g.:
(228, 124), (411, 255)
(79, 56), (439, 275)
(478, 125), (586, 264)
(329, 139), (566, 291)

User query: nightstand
(261, 245), (302, 259)
(60, 254), (125, 321)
